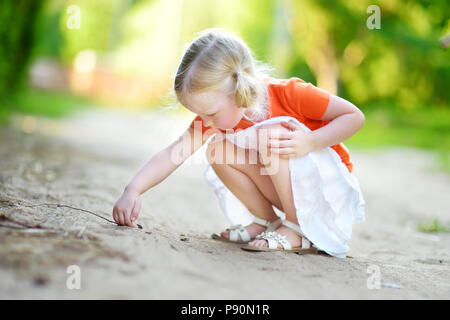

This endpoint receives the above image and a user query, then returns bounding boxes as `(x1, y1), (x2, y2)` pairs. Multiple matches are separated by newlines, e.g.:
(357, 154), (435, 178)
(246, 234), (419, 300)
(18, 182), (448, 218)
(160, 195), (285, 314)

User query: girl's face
(183, 89), (243, 130)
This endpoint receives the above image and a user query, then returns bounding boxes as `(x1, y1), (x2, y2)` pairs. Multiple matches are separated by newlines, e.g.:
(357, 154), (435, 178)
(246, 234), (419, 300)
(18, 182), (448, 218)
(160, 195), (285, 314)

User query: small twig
(0, 198), (143, 229)
(53, 204), (116, 224)
(1, 198), (116, 225)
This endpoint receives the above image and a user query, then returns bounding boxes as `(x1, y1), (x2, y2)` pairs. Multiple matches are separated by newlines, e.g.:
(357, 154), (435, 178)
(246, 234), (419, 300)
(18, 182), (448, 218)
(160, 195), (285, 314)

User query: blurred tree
(287, 0), (449, 110)
(32, 0), (65, 60)
(4, 0), (447, 115)
(59, 0), (129, 65)
(0, 0), (44, 110)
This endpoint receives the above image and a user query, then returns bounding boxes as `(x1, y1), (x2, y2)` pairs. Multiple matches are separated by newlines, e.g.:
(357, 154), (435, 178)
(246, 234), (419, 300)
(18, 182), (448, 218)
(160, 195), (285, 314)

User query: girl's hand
(268, 120), (315, 159)
(112, 189), (141, 228)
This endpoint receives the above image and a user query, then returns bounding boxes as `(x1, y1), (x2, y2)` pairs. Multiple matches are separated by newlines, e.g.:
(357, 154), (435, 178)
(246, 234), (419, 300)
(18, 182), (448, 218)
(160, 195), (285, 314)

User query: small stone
(33, 275), (49, 286)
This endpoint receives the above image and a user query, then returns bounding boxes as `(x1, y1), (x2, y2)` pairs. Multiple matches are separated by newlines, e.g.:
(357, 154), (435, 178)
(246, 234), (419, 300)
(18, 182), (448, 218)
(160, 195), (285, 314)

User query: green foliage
(12, 88), (89, 118)
(347, 107), (450, 148)
(18, 0), (450, 112)
(0, 0), (44, 101)
(288, 0), (450, 110)
(418, 219), (450, 233)
(32, 1), (65, 59)
(1, 0), (448, 163)
(345, 106), (450, 171)
(59, 0), (126, 64)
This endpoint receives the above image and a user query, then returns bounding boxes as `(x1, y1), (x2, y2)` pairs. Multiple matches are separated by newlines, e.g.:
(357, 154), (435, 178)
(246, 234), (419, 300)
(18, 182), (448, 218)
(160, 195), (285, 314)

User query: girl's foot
(247, 225), (302, 249)
(220, 223), (268, 242)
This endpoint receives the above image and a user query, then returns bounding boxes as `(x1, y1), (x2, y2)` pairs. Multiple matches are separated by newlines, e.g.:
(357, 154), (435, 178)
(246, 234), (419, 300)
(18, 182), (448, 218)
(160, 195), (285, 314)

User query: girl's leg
(207, 137), (282, 239)
(249, 124), (303, 248)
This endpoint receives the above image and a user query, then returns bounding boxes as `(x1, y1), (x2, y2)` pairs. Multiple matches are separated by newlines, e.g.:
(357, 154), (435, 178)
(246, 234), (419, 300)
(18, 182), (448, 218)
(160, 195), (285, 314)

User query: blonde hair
(174, 28), (274, 123)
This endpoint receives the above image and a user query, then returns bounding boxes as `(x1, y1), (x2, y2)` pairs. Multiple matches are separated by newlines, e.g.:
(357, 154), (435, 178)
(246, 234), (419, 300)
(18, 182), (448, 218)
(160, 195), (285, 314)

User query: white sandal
(241, 220), (318, 254)
(211, 216), (282, 244)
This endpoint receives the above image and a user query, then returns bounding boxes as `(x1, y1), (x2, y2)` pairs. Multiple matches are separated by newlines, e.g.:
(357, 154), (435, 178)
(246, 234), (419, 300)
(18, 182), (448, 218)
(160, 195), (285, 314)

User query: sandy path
(0, 109), (449, 299)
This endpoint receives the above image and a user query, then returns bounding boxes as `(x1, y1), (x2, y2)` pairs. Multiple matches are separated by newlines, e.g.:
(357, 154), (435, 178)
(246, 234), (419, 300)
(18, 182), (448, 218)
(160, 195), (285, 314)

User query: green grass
(11, 88), (91, 118)
(418, 219), (450, 233)
(346, 107), (450, 172)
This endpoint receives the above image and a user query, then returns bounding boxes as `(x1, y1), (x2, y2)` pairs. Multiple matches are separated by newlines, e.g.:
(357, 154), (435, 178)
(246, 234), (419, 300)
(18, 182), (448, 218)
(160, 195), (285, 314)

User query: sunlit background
(1, 1), (450, 301)
(0, 0), (449, 169)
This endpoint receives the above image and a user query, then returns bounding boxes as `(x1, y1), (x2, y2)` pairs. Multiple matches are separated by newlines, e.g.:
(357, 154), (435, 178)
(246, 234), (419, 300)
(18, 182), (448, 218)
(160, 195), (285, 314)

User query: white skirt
(202, 116), (366, 258)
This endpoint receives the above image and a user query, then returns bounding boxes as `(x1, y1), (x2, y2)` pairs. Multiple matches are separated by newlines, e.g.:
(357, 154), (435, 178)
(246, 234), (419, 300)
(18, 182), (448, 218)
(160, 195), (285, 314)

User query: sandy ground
(0, 109), (449, 300)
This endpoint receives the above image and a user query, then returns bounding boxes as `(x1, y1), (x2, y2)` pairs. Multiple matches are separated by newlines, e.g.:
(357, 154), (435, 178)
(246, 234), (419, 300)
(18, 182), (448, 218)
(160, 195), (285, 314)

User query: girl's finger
(124, 208), (133, 227)
(113, 208), (118, 224)
(118, 210), (125, 226)
(281, 121), (301, 131)
(135, 199), (142, 219)
(270, 147), (295, 155)
(268, 139), (293, 148)
(130, 200), (141, 227)
(268, 131), (294, 140)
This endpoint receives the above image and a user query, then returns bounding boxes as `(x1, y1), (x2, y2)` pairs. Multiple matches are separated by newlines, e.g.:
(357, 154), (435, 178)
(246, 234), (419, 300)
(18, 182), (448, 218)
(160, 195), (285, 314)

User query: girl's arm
(125, 126), (204, 194)
(273, 94), (365, 158)
(308, 94), (365, 151)
(113, 126), (207, 227)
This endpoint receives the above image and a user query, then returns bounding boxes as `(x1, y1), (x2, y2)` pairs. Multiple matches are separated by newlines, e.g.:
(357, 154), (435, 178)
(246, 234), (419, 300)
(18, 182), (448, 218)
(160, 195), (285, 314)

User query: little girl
(113, 29), (366, 258)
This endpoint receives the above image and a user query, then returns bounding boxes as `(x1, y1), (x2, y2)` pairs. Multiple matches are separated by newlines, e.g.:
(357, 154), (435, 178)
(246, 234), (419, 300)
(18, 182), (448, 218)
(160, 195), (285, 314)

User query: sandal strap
(227, 224), (251, 242)
(301, 237), (311, 249)
(256, 231), (291, 250)
(252, 216), (271, 228)
(224, 218), (282, 243)
(253, 216), (283, 230)
(266, 218), (282, 231)
(282, 220), (312, 249)
(282, 220), (304, 237)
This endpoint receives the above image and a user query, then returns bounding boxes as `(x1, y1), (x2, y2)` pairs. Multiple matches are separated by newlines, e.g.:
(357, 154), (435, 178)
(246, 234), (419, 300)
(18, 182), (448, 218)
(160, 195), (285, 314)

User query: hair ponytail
(234, 70), (257, 108)
(232, 70), (269, 122)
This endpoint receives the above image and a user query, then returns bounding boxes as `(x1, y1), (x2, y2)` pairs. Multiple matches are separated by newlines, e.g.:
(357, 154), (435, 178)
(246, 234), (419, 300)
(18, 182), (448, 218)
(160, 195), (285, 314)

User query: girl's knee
(207, 122), (291, 169)
(257, 123), (291, 166)
(206, 135), (248, 166)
